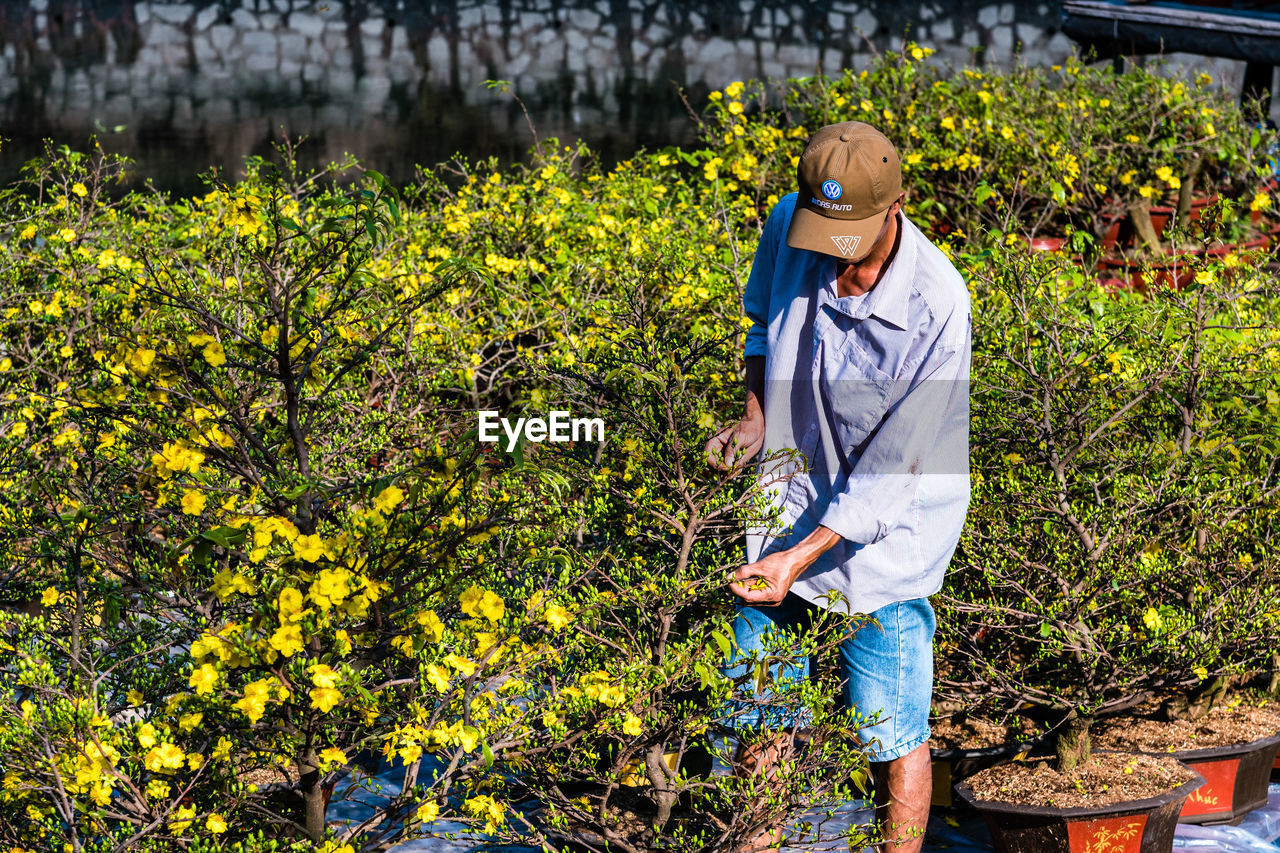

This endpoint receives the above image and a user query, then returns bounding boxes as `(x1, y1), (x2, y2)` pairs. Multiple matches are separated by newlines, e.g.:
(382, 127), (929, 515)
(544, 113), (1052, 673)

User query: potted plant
(1091, 689), (1280, 825)
(935, 245), (1280, 850)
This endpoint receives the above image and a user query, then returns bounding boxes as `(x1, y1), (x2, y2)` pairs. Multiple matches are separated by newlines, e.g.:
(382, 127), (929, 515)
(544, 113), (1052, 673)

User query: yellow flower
(940, 116), (955, 131)
(374, 485), (404, 513)
(168, 805), (196, 833)
(445, 654), (477, 676)
(425, 663), (451, 693)
(460, 586), (504, 622)
(144, 743), (186, 773)
(416, 800), (440, 823)
(278, 586), (304, 617)
(1138, 185), (1155, 199)
(146, 779), (170, 799)
(310, 686), (343, 713)
(233, 679), (273, 723)
(127, 690), (144, 706)
(201, 340), (226, 367)
(310, 567), (352, 609)
(318, 746), (347, 768)
(622, 713), (642, 736)
(57, 227), (76, 243)
(211, 568), (255, 600)
(180, 490), (206, 515)
(40, 587), (58, 607)
(416, 609), (445, 642)
(206, 813), (228, 833)
(137, 723), (158, 749)
(293, 534), (326, 563)
(20, 224), (36, 240)
(544, 603), (571, 631)
(269, 623), (304, 657)
(189, 663), (219, 696)
(1250, 191), (1271, 212)
(309, 663), (340, 689)
(71, 182), (88, 197)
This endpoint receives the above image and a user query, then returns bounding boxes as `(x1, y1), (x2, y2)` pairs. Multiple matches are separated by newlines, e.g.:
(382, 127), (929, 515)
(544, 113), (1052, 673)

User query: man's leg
(837, 598), (937, 853)
(722, 595), (812, 852)
(871, 743), (932, 852)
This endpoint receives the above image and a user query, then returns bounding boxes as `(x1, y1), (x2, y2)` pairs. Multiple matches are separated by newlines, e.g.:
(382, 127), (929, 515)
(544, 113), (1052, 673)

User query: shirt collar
(819, 213), (916, 330)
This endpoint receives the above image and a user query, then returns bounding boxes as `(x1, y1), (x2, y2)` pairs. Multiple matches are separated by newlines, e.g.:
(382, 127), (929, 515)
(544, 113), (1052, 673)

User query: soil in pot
(1092, 704), (1280, 754)
(1093, 703), (1280, 826)
(957, 753), (1202, 853)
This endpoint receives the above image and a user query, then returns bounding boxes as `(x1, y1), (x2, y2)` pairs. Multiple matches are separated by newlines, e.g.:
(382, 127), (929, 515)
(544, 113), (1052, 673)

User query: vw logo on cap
(821, 179), (842, 201)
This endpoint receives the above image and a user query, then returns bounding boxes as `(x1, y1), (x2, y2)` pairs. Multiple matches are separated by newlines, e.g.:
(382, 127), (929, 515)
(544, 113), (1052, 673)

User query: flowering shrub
(938, 244), (1280, 759)
(700, 46), (1272, 248)
(0, 144), (875, 851)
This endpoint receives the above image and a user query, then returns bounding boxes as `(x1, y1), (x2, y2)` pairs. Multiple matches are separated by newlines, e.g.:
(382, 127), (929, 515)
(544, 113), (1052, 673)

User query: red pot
(1027, 236), (1068, 252)
(1096, 251), (1201, 294)
(955, 771), (1205, 853)
(1161, 733), (1280, 826)
(1187, 195), (1220, 224)
(1205, 235), (1270, 257)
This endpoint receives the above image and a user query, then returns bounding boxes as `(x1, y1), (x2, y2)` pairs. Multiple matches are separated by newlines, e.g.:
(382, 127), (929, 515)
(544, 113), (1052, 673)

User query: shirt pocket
(821, 338), (895, 453)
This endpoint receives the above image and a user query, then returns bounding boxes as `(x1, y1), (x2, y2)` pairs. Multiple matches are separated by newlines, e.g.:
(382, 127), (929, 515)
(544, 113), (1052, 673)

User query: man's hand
(730, 550), (803, 606)
(731, 526), (844, 606)
(705, 416), (765, 471)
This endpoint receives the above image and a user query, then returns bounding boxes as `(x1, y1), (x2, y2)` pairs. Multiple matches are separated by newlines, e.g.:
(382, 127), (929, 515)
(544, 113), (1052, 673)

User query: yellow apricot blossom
(180, 490), (207, 515)
(189, 663), (219, 695)
(310, 567), (352, 609)
(269, 623), (304, 657)
(144, 743), (186, 773)
(416, 609), (445, 642)
(293, 534), (326, 563)
(374, 485), (404, 513)
(310, 687), (343, 713)
(425, 664), (451, 693)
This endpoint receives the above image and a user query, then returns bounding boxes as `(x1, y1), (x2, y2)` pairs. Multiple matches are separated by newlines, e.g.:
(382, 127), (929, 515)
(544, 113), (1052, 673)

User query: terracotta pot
(1026, 236), (1068, 252)
(1205, 235), (1270, 257)
(955, 771), (1205, 853)
(1187, 195), (1220, 223)
(1095, 251), (1201, 294)
(931, 741), (1036, 808)
(1157, 733), (1280, 826)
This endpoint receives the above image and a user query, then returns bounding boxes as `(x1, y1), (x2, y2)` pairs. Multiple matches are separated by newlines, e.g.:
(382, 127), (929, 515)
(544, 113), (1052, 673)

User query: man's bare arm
(730, 525), (842, 605)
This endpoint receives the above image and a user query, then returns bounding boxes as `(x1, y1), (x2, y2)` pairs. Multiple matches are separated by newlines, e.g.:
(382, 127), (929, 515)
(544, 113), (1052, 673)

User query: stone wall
(0, 1), (1249, 192)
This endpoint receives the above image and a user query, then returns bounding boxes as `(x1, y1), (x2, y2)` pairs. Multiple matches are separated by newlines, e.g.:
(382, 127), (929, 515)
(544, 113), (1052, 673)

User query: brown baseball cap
(786, 122), (901, 261)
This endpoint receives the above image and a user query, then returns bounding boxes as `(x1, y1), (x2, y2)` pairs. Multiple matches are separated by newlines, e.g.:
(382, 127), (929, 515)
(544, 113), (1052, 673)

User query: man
(705, 121), (970, 852)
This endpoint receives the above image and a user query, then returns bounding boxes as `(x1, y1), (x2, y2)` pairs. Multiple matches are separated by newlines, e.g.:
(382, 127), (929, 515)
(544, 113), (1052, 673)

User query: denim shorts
(721, 593), (935, 763)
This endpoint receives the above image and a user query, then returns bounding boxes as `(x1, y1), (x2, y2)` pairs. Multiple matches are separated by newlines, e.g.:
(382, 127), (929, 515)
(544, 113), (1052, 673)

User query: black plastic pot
(955, 771), (1205, 853)
(1158, 733), (1280, 826)
(931, 741), (1035, 808)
